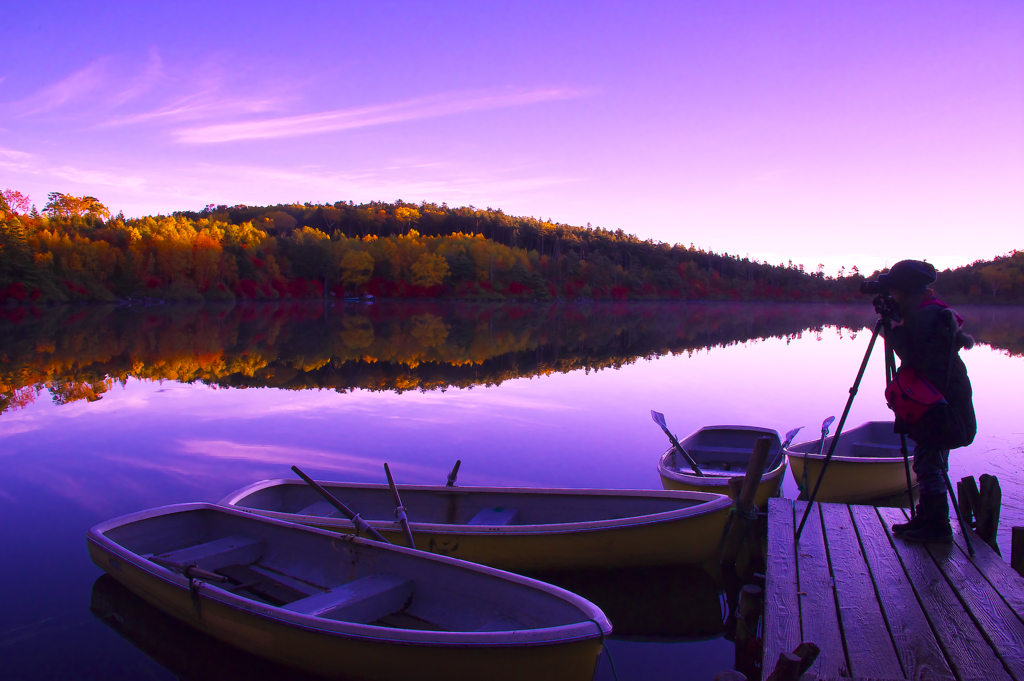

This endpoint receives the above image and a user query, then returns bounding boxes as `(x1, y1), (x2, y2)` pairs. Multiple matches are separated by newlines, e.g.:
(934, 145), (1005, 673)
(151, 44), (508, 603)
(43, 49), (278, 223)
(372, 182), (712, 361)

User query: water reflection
(91, 575), (327, 681)
(2, 300), (884, 412)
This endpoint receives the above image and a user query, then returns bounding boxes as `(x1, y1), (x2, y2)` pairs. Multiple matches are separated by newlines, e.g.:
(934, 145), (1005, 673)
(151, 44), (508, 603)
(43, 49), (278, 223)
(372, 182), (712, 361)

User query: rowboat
(657, 425), (785, 509)
(221, 482), (733, 570)
(786, 420), (918, 504)
(87, 502), (611, 681)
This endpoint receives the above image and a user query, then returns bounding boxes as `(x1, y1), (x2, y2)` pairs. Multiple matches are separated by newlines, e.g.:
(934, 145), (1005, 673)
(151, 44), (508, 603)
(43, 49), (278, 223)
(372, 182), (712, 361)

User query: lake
(1, 300), (1021, 680)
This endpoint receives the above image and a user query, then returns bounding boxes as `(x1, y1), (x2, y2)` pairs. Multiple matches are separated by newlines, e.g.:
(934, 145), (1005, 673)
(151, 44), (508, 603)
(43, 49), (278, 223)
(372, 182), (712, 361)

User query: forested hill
(0, 191), (1019, 304)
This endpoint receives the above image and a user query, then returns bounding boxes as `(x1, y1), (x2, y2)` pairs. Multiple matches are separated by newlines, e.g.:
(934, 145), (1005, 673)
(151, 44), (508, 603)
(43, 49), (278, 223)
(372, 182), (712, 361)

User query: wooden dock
(763, 498), (1024, 681)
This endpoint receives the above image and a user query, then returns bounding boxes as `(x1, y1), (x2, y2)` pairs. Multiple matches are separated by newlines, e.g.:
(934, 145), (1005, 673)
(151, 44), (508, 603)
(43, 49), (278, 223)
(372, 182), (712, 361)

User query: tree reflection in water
(1, 300), (1017, 415)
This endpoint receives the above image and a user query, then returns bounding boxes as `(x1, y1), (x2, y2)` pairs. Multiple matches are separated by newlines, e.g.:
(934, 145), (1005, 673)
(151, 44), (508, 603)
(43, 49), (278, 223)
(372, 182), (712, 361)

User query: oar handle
(291, 466), (390, 544)
(446, 460), (461, 487)
(384, 463), (417, 549)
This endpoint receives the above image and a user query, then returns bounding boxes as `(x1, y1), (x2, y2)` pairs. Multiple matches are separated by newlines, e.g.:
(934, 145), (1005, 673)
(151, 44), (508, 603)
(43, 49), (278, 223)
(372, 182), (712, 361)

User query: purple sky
(2, 1), (1021, 273)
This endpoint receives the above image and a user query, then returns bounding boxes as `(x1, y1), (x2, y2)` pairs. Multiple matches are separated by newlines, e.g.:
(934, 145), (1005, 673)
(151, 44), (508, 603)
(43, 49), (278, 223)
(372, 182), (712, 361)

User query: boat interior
(231, 484), (703, 526)
(787, 421), (914, 460)
(101, 507), (587, 633)
(665, 428), (782, 476)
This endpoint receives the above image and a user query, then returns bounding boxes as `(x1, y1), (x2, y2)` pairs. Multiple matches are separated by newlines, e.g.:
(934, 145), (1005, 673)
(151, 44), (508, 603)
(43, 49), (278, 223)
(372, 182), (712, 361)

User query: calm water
(1, 301), (1021, 680)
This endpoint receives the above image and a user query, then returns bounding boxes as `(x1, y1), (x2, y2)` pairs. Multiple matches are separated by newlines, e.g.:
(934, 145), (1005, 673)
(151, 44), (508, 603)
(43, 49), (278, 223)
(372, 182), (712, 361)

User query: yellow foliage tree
(340, 250), (375, 289)
(410, 252), (449, 287)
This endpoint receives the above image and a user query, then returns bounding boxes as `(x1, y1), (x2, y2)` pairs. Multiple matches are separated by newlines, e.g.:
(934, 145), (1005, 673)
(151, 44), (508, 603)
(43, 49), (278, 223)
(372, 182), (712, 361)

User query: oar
(384, 463), (416, 549)
(290, 465), (390, 544)
(446, 460), (461, 487)
(801, 417), (834, 497)
(651, 410), (704, 477)
(767, 426), (804, 472)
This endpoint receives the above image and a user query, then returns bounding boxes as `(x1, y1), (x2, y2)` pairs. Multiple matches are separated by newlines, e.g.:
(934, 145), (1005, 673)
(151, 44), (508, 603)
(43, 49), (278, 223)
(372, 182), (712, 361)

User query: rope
(602, 641), (620, 681)
(587, 618), (618, 681)
(739, 505), (759, 521)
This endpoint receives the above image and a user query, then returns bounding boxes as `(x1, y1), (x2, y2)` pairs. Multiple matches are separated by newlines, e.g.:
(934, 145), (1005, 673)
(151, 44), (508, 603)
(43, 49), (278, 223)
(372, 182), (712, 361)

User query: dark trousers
(913, 443), (949, 496)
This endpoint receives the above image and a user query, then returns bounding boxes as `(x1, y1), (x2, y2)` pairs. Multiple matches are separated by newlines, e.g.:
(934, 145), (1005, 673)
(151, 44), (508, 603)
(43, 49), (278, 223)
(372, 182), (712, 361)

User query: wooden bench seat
(467, 507), (519, 526)
(154, 535), (265, 571)
(282, 573), (413, 624)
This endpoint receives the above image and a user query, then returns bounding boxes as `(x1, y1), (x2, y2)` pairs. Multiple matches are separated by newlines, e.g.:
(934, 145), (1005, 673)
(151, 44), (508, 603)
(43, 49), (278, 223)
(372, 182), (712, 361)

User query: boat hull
(88, 505), (608, 681)
(787, 455), (917, 504)
(786, 421), (919, 504)
(658, 455), (787, 510)
(223, 483), (733, 571)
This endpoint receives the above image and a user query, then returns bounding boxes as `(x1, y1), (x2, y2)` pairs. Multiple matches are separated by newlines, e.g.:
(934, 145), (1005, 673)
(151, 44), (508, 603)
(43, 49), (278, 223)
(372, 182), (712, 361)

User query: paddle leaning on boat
(87, 503), (612, 681)
(653, 411), (801, 509)
(222, 475), (733, 571)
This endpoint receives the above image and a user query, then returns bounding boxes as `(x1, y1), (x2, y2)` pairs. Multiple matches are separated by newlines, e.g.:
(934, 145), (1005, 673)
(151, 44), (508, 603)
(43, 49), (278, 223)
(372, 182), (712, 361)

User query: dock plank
(762, 498), (801, 681)
(850, 505), (953, 681)
(949, 524), (1024, 625)
(821, 504), (903, 678)
(928, 539), (1024, 681)
(794, 501), (849, 678)
(878, 507), (1010, 681)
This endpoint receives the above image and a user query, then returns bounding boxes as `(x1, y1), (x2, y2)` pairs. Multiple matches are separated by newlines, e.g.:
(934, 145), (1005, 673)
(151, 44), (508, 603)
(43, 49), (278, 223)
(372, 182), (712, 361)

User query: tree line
(1, 190), (1018, 304)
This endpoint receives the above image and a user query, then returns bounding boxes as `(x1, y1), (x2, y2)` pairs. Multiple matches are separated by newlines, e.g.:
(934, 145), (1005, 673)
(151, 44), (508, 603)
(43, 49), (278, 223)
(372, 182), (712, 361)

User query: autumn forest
(2, 190), (1021, 306)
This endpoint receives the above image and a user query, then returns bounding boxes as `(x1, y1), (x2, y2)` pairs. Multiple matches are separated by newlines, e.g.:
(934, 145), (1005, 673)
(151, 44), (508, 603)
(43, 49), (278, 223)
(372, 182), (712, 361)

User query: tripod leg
(796, 318), (884, 541)
(945, 472), (974, 556)
(900, 435), (915, 518)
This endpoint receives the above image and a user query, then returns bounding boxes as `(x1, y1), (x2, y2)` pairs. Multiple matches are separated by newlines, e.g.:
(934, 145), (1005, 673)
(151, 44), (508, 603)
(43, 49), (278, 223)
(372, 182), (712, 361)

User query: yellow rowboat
(657, 425), (785, 510)
(786, 420), (918, 504)
(221, 482), (733, 571)
(87, 503), (611, 681)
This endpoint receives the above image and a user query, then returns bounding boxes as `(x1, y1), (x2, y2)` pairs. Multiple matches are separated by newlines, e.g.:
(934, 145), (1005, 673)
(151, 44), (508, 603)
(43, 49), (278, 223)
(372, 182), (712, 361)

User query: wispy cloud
(175, 88), (590, 144)
(14, 59), (111, 116)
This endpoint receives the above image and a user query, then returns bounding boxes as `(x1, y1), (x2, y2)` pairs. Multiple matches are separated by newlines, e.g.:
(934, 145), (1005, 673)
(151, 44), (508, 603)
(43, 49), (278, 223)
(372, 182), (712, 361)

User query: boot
(891, 502), (925, 536)
(903, 493), (953, 544)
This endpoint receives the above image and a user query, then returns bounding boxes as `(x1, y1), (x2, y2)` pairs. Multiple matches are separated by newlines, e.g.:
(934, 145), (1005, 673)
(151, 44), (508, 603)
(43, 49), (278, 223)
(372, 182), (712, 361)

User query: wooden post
(766, 642), (820, 681)
(957, 479), (974, 529)
(734, 584), (763, 646)
(978, 474), (1002, 554)
(1012, 527), (1024, 578)
(960, 476), (982, 529)
(720, 437), (773, 570)
(766, 652), (802, 681)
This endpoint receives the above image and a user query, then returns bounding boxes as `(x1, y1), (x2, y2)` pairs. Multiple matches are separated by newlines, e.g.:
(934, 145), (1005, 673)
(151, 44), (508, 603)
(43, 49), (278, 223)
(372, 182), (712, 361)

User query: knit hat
(881, 260), (936, 292)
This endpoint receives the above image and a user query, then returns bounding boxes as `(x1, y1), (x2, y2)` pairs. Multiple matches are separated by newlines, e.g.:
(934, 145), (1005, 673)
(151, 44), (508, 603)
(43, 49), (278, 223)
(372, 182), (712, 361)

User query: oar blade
(651, 410), (669, 432)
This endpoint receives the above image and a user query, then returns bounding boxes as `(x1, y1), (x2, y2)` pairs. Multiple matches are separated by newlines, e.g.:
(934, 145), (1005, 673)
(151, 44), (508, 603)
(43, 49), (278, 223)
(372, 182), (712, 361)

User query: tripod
(794, 295), (974, 555)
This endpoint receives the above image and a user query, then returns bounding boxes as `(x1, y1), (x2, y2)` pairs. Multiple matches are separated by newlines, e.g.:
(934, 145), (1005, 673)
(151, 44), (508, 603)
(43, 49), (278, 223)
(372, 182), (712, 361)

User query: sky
(1, 1), (1021, 274)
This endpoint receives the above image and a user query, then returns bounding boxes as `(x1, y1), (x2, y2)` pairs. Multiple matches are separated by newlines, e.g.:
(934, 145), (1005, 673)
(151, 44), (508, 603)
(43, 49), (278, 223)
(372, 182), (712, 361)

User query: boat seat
(689, 446), (758, 459)
(155, 535), (265, 571)
(295, 501), (341, 518)
(282, 573), (413, 624)
(467, 507), (519, 526)
(851, 442), (903, 458)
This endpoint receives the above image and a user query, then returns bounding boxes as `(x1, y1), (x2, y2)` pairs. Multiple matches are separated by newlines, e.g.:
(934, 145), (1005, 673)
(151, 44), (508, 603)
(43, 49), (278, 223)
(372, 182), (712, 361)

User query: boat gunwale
(656, 447), (787, 486)
(221, 480), (733, 535)
(783, 447), (914, 464)
(87, 502), (611, 646)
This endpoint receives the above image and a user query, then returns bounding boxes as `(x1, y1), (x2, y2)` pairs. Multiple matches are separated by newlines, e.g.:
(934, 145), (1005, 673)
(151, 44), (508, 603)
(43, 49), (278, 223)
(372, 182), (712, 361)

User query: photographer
(881, 260), (976, 543)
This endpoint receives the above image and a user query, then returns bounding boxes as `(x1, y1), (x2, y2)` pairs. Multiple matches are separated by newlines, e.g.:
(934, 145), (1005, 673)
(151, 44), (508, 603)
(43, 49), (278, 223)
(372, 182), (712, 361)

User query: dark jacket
(887, 299), (976, 448)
